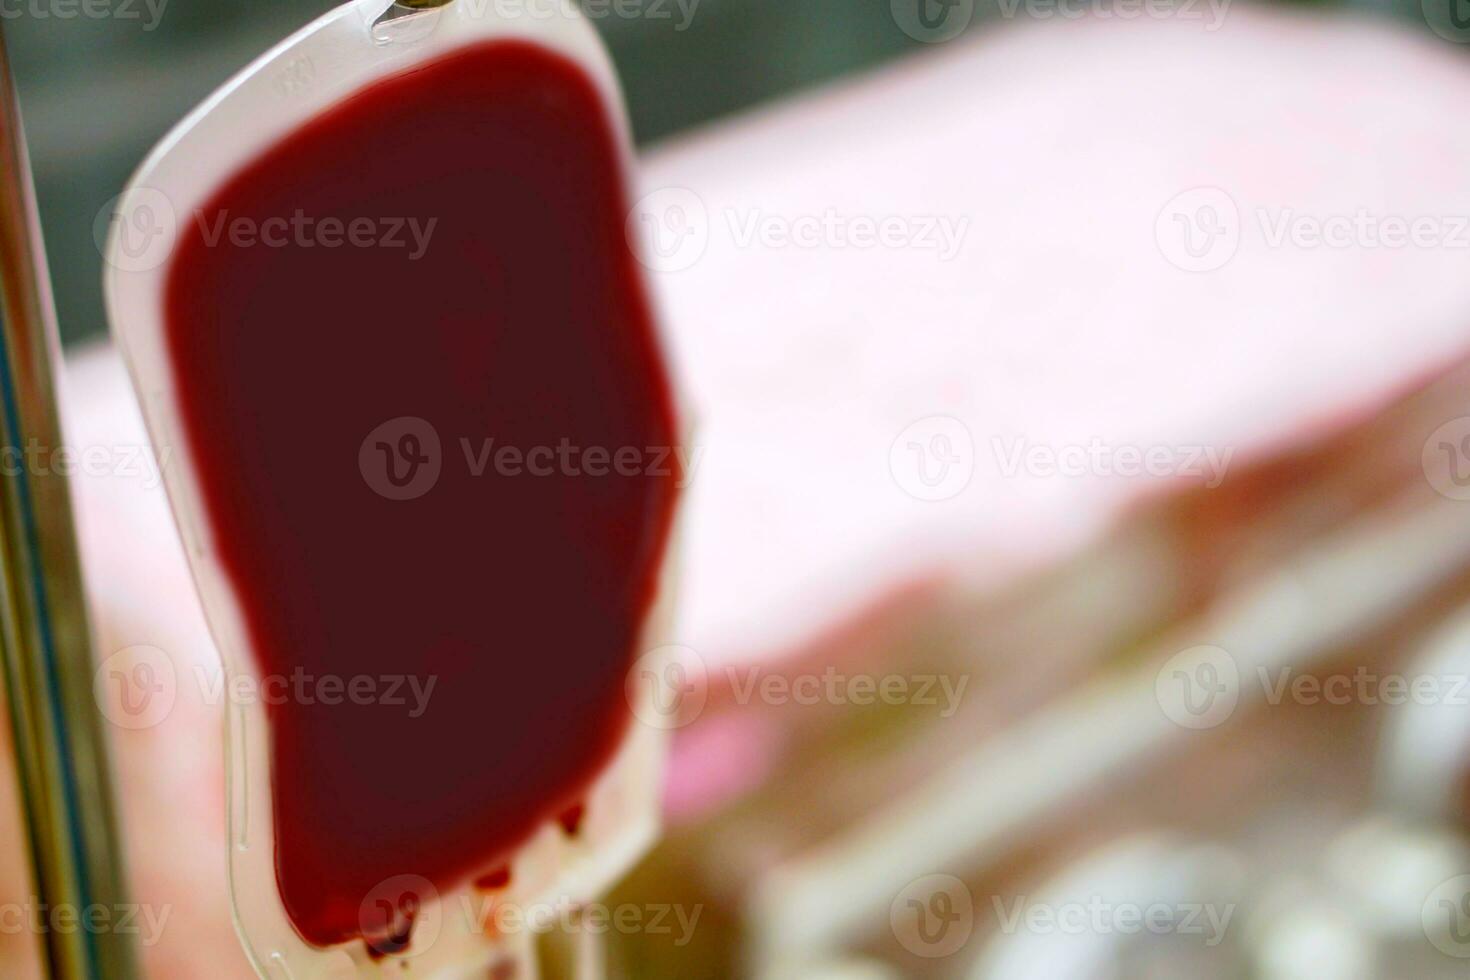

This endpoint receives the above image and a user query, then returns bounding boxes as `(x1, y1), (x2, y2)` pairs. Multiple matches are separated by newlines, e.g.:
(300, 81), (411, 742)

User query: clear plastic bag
(102, 2), (684, 974)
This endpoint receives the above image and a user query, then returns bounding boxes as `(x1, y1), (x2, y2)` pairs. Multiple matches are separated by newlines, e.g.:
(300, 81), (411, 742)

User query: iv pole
(0, 22), (138, 980)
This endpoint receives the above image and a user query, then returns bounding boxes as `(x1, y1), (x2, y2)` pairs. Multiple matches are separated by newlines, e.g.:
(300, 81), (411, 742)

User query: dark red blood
(557, 803), (586, 836)
(475, 867), (512, 891)
(162, 41), (679, 949)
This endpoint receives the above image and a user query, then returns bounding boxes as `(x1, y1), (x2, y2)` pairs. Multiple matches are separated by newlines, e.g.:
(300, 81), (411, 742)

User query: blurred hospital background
(5, 0), (1470, 977)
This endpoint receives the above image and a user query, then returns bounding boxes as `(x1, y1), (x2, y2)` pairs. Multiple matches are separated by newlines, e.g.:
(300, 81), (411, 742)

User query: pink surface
(643, 8), (1470, 663)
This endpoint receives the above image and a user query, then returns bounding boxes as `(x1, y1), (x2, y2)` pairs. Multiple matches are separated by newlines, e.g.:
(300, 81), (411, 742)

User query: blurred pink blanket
(643, 9), (1470, 663)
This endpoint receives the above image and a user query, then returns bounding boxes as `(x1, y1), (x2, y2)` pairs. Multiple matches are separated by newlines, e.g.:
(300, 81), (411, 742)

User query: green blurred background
(0, 0), (1431, 346)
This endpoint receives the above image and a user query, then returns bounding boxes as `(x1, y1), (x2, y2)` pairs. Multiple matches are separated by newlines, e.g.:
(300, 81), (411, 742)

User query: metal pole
(0, 22), (138, 980)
